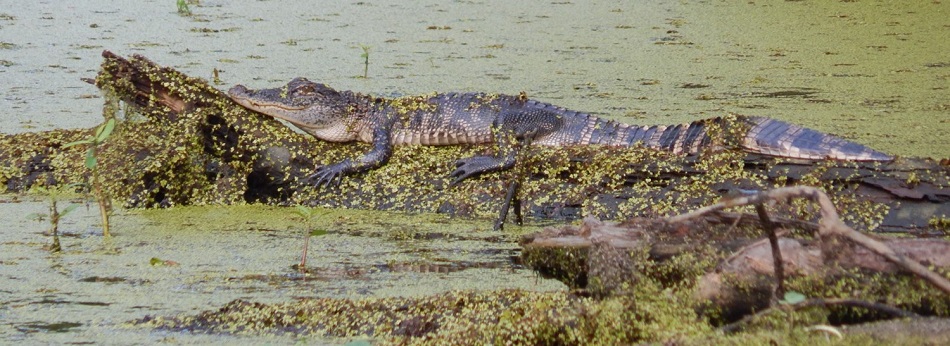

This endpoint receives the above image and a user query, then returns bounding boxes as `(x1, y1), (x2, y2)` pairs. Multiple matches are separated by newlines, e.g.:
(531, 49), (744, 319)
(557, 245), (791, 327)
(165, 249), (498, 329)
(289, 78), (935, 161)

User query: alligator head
(228, 77), (358, 141)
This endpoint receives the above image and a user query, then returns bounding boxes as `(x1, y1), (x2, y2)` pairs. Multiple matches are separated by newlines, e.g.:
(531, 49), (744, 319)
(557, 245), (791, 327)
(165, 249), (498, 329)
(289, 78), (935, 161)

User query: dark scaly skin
(228, 78), (892, 187)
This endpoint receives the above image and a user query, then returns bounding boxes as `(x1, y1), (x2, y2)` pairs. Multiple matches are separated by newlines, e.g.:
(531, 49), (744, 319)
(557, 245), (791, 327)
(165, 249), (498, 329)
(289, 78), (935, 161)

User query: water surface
(0, 0), (947, 343)
(1, 0), (945, 156)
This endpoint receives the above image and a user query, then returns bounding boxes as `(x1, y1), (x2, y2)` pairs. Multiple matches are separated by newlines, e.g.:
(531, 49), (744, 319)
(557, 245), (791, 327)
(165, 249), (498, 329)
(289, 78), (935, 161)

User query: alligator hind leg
(450, 108), (562, 185)
(450, 154), (516, 186)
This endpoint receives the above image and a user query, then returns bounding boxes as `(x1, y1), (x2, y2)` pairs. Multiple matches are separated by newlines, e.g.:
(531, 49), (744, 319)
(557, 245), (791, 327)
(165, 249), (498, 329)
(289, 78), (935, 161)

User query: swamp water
(1, 0), (947, 343)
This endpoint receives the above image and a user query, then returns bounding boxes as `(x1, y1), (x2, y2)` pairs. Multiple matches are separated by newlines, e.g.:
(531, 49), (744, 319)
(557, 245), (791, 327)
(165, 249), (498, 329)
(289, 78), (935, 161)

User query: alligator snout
(228, 84), (250, 97)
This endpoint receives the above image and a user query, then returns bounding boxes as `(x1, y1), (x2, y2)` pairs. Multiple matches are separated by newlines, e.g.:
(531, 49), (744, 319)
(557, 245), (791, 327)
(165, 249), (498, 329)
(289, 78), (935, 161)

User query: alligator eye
(294, 85), (316, 96)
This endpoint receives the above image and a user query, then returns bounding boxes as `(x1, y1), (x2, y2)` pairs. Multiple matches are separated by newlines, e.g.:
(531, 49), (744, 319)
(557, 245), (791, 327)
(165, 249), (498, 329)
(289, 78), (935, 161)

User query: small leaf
(85, 148), (97, 169)
(150, 257), (180, 267)
(95, 118), (116, 142)
(309, 229), (328, 237)
(60, 204), (79, 217)
(294, 205), (312, 217)
(781, 291), (807, 305)
(62, 139), (92, 149)
(65, 182), (87, 191)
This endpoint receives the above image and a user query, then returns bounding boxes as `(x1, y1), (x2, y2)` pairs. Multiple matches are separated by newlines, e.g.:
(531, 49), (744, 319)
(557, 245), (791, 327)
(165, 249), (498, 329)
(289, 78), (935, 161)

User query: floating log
(0, 51), (947, 232)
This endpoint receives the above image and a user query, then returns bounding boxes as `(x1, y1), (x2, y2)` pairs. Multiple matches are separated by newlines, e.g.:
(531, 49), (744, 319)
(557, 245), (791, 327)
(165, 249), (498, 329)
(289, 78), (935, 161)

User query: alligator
(228, 77), (892, 187)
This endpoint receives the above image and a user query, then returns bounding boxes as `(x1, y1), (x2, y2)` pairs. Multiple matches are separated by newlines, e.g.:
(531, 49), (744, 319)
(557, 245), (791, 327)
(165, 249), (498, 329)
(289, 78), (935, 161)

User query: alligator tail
(586, 115), (891, 161)
(737, 116), (892, 161)
(584, 117), (713, 154)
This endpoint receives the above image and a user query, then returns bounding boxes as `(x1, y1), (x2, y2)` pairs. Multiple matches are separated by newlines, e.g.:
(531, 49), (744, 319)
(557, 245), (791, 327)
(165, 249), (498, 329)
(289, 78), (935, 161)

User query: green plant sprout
(27, 185), (80, 253)
(359, 45), (371, 79)
(63, 118), (116, 237)
(292, 205), (329, 272)
(176, 0), (192, 16)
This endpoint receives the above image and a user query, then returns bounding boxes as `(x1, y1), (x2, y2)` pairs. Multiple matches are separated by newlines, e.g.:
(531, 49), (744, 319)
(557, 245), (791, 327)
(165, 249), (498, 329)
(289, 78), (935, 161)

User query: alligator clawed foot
(307, 164), (347, 188)
(450, 156), (503, 186)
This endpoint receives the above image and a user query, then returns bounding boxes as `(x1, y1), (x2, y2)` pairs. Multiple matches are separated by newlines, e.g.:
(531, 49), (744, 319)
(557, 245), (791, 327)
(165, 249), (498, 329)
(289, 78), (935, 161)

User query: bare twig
(717, 229), (790, 271)
(723, 212), (743, 235)
(713, 211), (821, 236)
(754, 203), (785, 298)
(300, 232), (309, 272)
(668, 186), (950, 295)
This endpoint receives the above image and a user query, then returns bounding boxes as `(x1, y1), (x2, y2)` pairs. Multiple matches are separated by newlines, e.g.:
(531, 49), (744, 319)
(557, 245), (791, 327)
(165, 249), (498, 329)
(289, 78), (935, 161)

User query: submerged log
(0, 51), (948, 232)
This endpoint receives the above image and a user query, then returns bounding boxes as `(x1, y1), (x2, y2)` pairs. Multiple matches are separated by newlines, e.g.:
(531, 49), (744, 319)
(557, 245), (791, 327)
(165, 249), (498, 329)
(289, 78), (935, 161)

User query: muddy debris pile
(522, 187), (950, 323)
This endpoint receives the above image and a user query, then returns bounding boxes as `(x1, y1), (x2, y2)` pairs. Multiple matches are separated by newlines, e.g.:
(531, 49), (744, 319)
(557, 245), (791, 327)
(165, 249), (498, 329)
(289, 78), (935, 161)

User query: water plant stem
(48, 199), (62, 252)
(63, 118), (116, 237)
(91, 164), (110, 237)
(360, 45), (370, 79)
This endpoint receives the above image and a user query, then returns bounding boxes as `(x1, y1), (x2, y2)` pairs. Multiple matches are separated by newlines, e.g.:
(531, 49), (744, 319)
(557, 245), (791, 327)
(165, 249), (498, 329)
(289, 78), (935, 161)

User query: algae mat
(0, 200), (561, 343)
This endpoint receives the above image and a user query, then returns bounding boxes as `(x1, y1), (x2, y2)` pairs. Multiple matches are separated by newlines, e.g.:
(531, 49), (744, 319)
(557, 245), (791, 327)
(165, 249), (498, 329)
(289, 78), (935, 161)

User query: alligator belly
(390, 130), (493, 145)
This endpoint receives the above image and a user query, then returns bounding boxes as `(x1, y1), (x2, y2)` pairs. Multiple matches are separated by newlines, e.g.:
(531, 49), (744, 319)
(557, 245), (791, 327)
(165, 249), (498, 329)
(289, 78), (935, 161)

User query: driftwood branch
(668, 186), (950, 295)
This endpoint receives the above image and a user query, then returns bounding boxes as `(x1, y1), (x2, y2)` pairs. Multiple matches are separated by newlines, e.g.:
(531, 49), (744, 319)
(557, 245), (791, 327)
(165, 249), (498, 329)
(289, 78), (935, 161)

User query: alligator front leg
(309, 125), (393, 187)
(450, 108), (561, 185)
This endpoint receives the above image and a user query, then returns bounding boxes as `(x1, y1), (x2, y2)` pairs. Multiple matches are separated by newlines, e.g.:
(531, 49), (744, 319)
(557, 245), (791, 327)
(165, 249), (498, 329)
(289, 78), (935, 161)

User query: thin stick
(718, 229), (790, 271)
(754, 203), (785, 298)
(300, 232), (310, 273)
(49, 199), (62, 252)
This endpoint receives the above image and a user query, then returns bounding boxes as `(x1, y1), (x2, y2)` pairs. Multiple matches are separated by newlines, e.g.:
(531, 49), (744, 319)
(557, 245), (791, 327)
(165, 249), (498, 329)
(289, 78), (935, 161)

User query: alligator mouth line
(229, 86), (323, 130)
(234, 100), (322, 130)
(235, 97), (307, 111)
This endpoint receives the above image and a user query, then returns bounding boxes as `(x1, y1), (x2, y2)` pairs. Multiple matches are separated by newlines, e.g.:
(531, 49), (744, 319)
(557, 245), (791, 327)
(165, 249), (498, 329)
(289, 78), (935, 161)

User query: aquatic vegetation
(26, 185), (80, 252)
(359, 45), (371, 79)
(292, 205), (329, 271)
(176, 0), (192, 16)
(62, 118), (116, 237)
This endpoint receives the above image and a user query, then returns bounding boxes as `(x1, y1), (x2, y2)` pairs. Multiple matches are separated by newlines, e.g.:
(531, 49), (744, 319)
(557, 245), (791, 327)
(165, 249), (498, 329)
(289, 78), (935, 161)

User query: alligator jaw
(227, 84), (324, 132)
(228, 85), (306, 111)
